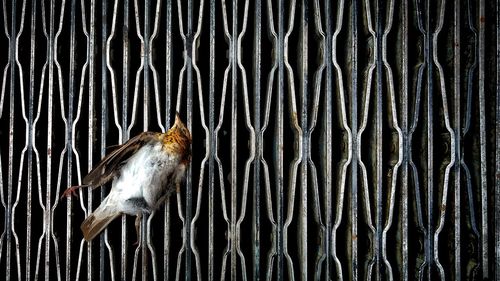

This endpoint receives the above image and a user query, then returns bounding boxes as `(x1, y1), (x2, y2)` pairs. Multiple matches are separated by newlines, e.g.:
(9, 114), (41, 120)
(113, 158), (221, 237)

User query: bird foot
(60, 185), (83, 200)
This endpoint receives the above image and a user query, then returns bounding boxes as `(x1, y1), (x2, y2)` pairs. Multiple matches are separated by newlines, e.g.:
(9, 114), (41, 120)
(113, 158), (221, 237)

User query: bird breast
(109, 142), (181, 215)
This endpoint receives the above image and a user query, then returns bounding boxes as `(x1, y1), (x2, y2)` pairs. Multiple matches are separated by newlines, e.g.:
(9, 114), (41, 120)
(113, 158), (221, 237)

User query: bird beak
(175, 112), (182, 126)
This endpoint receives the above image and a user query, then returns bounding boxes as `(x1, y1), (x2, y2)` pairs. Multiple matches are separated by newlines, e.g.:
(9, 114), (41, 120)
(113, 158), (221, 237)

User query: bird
(62, 112), (192, 242)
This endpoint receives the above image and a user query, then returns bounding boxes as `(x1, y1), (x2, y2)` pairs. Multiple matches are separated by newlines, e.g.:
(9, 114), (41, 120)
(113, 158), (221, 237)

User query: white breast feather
(107, 142), (180, 215)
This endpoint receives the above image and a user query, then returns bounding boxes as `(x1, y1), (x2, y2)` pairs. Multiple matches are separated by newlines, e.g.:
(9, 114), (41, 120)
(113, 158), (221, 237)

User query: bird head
(172, 112), (191, 141)
(162, 112), (192, 158)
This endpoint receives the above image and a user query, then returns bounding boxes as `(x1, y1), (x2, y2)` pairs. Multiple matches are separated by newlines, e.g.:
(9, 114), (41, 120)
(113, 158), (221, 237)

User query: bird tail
(80, 200), (120, 241)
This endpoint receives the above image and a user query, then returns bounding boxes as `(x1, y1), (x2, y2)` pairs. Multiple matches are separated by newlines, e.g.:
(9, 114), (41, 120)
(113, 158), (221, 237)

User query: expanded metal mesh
(0, 0), (499, 280)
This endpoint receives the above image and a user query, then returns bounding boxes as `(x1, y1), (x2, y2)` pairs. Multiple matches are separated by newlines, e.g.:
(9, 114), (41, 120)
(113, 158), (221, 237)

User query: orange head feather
(162, 113), (192, 159)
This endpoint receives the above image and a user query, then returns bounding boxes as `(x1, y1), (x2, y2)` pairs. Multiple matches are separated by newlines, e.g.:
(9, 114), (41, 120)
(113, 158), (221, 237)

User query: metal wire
(0, 0), (499, 280)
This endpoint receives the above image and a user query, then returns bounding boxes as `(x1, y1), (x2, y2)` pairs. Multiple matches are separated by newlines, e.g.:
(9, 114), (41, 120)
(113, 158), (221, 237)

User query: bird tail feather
(81, 202), (120, 241)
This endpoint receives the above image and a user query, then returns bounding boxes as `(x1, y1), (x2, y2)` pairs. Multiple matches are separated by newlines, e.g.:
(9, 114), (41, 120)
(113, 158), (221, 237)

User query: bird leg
(133, 214), (142, 246)
(60, 185), (89, 200)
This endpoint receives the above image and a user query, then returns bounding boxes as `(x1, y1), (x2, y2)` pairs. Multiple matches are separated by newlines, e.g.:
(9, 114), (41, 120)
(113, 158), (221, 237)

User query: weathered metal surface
(0, 0), (498, 280)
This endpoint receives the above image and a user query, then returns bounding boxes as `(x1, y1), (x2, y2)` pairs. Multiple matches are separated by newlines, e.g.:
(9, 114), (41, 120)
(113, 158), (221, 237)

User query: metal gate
(1, 0), (499, 280)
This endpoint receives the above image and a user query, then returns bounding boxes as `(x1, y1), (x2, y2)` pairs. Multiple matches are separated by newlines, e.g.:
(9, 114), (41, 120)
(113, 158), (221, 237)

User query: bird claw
(60, 186), (81, 200)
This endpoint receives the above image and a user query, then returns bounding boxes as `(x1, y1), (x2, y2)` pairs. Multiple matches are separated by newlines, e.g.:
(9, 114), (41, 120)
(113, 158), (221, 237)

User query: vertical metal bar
(412, 0), (427, 278)
(478, 0), (488, 278)
(298, 0), (308, 279)
(217, 2), (231, 278)
(164, 0), (173, 279)
(122, 0), (130, 138)
(172, 0), (193, 279)
(262, 1), (278, 279)
(252, 0), (262, 279)
(190, 0), (208, 279)
(283, 0), (298, 279)
(230, 1), (238, 279)
(0, 0), (9, 276)
(4, 0), (20, 279)
(131, 0), (145, 274)
(359, 0), (377, 278)
(309, 0), (325, 278)
(478, 0), (489, 279)
(4, 0), (17, 279)
(45, 0), (56, 279)
(128, 0), (145, 136)
(332, 0), (351, 280)
(164, 0), (172, 128)
(70, 0), (91, 278)
(28, 0), (39, 279)
(350, 0), (359, 279)
(87, 0), (96, 279)
(121, 0), (130, 279)
(141, 215), (147, 281)
(33, 0), (47, 273)
(375, 0), (384, 278)
(52, 0), (67, 279)
(453, 0), (462, 279)
(107, 0), (122, 144)
(400, 1), (409, 280)
(11, 0), (28, 280)
(322, 0), (333, 278)
(381, 1), (401, 281)
(65, 0), (77, 279)
(208, 0), (216, 279)
(103, 0), (124, 277)
(424, 0), (435, 278)
(143, 0), (151, 132)
(276, 0), (285, 279)
(10, 0), (30, 279)
(100, 1), (108, 280)
(171, 0), (195, 279)
(236, 0), (254, 280)
(186, 0), (194, 278)
(149, 0), (166, 132)
(464, 1), (480, 279)
(432, 0), (455, 278)
(164, 198), (171, 281)
(147, 212), (159, 281)
(142, 1), (151, 279)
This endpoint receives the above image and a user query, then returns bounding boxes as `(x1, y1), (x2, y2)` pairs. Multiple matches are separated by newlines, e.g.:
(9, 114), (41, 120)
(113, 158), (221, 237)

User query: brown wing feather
(83, 132), (159, 187)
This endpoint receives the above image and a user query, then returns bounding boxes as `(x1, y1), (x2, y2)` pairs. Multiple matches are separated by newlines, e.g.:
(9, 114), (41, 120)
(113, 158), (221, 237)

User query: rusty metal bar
(348, 0), (359, 279)
(252, 0), (262, 280)
(208, 0), (216, 279)
(478, 0), (488, 277)
(399, 1), (409, 280)
(164, 0), (173, 279)
(297, 0), (308, 280)
(453, 0), (462, 279)
(87, 0), (96, 279)
(100, 1), (110, 280)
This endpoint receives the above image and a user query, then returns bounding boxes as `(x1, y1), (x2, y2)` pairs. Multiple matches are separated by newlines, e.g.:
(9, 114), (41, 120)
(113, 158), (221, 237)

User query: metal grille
(0, 0), (499, 280)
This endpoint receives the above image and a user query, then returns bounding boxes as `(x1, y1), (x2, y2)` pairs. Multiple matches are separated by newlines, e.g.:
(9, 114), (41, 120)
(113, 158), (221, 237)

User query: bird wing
(83, 131), (159, 188)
